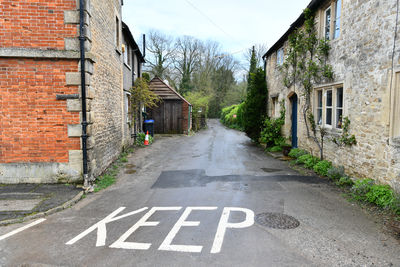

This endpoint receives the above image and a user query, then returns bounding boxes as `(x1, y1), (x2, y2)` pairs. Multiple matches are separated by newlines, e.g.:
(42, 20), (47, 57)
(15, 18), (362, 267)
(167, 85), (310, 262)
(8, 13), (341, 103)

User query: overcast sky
(122, 0), (311, 65)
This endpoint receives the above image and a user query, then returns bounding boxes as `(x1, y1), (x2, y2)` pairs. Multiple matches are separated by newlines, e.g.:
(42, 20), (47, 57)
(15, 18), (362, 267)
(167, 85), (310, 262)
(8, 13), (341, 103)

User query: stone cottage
(122, 22), (145, 146)
(0, 0), (144, 185)
(263, 0), (400, 190)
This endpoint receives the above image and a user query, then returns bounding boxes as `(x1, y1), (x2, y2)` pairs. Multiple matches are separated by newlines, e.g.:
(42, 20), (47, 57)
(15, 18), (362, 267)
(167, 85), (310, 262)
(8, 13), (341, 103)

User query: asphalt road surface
(0, 119), (399, 266)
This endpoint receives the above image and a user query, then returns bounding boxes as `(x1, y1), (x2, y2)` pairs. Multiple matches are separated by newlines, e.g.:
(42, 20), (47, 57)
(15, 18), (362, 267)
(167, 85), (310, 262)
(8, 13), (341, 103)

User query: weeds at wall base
(288, 148), (400, 220)
(93, 146), (135, 192)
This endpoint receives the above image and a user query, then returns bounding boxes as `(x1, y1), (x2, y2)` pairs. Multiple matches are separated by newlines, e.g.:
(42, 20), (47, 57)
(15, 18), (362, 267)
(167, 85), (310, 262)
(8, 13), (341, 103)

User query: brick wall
(182, 102), (191, 134)
(0, 59), (80, 163)
(0, 0), (77, 50)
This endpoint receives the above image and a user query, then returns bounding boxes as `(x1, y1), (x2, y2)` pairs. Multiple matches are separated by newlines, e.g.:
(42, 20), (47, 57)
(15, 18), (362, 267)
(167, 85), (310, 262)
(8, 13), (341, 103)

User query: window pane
(326, 108), (332, 125)
(327, 90), (332, 106)
(318, 108), (323, 125)
(334, 0), (341, 39)
(318, 91), (323, 108)
(336, 108), (343, 128)
(325, 8), (331, 40)
(336, 87), (343, 107)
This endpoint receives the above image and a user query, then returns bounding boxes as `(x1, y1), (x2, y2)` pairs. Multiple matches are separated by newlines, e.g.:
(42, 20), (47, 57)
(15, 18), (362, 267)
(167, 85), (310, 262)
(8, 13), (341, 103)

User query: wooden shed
(147, 77), (192, 134)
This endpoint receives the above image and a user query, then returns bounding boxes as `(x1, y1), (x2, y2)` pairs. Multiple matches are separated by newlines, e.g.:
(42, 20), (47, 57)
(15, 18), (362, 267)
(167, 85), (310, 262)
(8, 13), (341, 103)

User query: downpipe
(79, 0), (91, 190)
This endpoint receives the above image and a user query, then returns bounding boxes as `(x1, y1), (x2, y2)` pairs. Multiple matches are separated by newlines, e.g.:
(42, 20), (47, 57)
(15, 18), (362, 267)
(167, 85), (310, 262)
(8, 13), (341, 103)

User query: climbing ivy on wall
(281, 8), (334, 160)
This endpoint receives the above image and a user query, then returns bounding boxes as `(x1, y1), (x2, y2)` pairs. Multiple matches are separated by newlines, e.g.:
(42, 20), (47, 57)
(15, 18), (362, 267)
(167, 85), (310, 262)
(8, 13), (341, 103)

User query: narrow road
(0, 119), (399, 266)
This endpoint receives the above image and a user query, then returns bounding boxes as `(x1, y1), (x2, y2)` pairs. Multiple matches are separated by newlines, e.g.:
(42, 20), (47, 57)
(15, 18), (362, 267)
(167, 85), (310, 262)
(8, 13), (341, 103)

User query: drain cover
(261, 168), (281, 173)
(255, 212), (300, 229)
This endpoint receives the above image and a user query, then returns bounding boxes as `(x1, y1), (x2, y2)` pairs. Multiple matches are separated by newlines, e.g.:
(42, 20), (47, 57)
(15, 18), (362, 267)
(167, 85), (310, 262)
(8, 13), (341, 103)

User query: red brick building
(0, 0), (136, 184)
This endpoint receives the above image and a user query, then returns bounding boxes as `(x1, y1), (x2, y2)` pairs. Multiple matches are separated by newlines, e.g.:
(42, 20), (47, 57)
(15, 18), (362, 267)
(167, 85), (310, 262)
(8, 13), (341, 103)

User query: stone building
(0, 0), (143, 184)
(121, 22), (145, 147)
(263, 0), (400, 190)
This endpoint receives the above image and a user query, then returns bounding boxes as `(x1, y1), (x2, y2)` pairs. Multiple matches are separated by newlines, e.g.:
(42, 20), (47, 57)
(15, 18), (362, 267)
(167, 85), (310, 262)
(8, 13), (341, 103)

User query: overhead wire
(184, 0), (250, 57)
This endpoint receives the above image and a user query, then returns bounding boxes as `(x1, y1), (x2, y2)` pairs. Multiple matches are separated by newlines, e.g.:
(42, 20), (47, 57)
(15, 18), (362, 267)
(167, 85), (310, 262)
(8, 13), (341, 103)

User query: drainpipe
(79, 0), (89, 188)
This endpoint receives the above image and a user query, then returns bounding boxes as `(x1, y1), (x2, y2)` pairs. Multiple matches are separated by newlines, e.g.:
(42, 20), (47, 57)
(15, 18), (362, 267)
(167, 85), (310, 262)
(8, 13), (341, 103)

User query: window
(276, 47), (284, 66)
(123, 44), (131, 66)
(271, 96), (278, 118)
(336, 87), (343, 128)
(324, 7), (331, 40)
(314, 86), (343, 129)
(317, 90), (323, 125)
(392, 73), (400, 138)
(326, 90), (332, 125)
(334, 0), (341, 39)
(125, 92), (131, 123)
(115, 17), (120, 48)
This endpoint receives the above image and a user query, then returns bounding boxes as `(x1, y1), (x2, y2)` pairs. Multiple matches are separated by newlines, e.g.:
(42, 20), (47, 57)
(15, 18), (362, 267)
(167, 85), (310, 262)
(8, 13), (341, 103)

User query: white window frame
(314, 85), (344, 129)
(123, 43), (131, 67)
(125, 92), (131, 123)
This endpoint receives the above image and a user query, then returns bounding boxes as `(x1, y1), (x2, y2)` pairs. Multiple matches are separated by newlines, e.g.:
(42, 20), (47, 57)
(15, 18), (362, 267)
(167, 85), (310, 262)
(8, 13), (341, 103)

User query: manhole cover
(261, 168), (281, 173)
(255, 212), (300, 229)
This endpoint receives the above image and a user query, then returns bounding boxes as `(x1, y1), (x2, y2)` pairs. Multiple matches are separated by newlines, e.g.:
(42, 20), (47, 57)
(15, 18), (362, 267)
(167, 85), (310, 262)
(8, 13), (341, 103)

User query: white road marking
(0, 218), (46, 241)
(66, 207), (148, 246)
(158, 206), (218, 253)
(110, 207), (182, 250)
(210, 207), (254, 254)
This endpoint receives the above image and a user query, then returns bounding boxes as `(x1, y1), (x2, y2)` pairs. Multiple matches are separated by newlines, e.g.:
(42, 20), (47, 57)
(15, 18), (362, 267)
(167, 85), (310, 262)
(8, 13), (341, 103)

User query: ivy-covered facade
(263, 0), (400, 191)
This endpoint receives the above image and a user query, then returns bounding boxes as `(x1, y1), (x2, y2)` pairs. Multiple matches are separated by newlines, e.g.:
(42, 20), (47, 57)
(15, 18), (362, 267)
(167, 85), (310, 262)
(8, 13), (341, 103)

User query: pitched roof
(148, 77), (191, 106)
(263, 0), (326, 59)
(122, 21), (145, 63)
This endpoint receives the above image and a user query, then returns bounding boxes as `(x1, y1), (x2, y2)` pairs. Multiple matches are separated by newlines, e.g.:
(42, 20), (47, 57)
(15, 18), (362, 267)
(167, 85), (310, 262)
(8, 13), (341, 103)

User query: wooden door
(148, 100), (183, 134)
(164, 100), (182, 134)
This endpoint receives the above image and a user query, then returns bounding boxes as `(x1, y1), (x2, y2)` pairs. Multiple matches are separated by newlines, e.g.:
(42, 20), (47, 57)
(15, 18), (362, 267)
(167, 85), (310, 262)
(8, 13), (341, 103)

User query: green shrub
(288, 148), (307, 159)
(327, 165), (345, 180)
(268, 146), (282, 152)
(296, 154), (320, 169)
(365, 184), (394, 208)
(335, 176), (354, 187)
(313, 160), (332, 176)
(351, 178), (375, 201)
(220, 103), (245, 130)
(304, 156), (320, 169)
(296, 154), (311, 165)
(259, 101), (285, 146)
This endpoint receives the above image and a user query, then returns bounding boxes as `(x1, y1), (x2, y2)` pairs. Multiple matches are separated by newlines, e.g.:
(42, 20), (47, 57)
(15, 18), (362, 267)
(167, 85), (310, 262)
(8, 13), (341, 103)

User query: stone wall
(88, 0), (124, 177)
(266, 0), (400, 191)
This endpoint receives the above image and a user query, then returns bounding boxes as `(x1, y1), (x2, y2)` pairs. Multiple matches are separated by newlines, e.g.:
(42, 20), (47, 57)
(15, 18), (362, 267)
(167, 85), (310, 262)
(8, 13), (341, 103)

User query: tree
(130, 78), (160, 122)
(243, 68), (268, 142)
(146, 30), (175, 79)
(173, 36), (202, 95)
